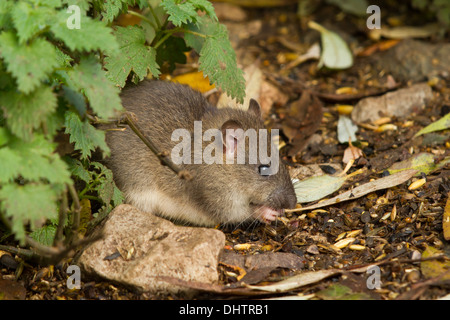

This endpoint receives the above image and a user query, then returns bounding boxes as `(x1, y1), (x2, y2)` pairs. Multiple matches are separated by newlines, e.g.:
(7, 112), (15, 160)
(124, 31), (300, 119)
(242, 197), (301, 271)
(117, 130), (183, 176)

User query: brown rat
(105, 80), (296, 226)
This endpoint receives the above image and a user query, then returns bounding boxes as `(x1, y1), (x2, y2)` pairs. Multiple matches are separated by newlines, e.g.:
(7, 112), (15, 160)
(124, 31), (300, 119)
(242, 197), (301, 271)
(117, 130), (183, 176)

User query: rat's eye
(258, 165), (271, 176)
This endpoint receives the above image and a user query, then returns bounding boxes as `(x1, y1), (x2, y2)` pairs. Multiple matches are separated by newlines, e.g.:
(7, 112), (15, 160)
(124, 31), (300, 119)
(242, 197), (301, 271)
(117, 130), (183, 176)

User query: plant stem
(128, 10), (157, 30)
(147, 3), (161, 29)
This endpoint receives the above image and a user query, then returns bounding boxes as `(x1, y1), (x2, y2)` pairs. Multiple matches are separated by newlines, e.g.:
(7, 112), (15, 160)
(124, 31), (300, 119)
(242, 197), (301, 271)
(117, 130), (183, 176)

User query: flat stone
(75, 204), (225, 295)
(352, 82), (433, 123)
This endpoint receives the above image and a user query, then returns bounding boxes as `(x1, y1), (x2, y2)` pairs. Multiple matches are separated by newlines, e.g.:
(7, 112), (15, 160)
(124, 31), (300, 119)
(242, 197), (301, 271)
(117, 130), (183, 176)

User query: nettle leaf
(29, 224), (57, 247)
(65, 56), (123, 119)
(61, 0), (91, 13)
(0, 0), (14, 29)
(102, 0), (127, 23)
(65, 157), (91, 184)
(50, 11), (118, 53)
(161, 0), (198, 26)
(64, 111), (110, 159)
(11, 1), (54, 44)
(161, 0), (217, 26)
(0, 147), (22, 183)
(0, 32), (58, 94)
(0, 85), (57, 141)
(105, 26), (160, 88)
(185, 17), (245, 103)
(0, 183), (59, 243)
(6, 134), (72, 185)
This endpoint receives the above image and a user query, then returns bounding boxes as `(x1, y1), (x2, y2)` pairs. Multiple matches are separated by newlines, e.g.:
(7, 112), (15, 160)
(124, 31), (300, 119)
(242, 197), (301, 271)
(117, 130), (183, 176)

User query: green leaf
(193, 19), (246, 103)
(0, 147), (22, 183)
(50, 11), (118, 53)
(11, 1), (54, 43)
(414, 113), (450, 137)
(0, 85), (58, 141)
(65, 157), (91, 184)
(64, 111), (110, 159)
(0, 0), (14, 30)
(294, 174), (346, 203)
(29, 224), (57, 246)
(6, 134), (72, 185)
(102, 0), (127, 23)
(325, 0), (369, 17)
(189, 0), (217, 21)
(105, 26), (160, 88)
(0, 183), (59, 243)
(308, 21), (353, 70)
(0, 32), (58, 94)
(65, 56), (123, 119)
(161, 0), (198, 26)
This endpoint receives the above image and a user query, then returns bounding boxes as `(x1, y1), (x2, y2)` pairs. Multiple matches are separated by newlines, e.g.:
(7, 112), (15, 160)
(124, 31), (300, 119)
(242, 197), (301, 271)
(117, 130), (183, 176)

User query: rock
(352, 83), (433, 123)
(376, 39), (450, 82)
(75, 204), (225, 295)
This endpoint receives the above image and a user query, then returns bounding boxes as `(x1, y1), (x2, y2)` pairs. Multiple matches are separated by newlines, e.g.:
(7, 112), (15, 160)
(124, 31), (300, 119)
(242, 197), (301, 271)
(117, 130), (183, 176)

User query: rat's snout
(269, 187), (297, 210)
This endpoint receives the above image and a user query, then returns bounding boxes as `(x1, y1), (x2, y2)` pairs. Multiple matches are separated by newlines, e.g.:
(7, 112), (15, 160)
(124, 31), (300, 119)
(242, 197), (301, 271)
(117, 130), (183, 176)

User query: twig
(67, 183), (81, 245)
(53, 186), (68, 247)
(121, 112), (192, 180)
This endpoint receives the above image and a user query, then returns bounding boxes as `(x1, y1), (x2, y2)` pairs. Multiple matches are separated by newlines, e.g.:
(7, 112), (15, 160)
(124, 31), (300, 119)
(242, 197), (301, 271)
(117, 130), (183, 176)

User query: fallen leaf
(288, 169), (417, 212)
(308, 21), (353, 69)
(388, 152), (450, 176)
(414, 113), (450, 137)
(337, 115), (358, 144)
(294, 174), (347, 203)
(369, 23), (440, 40)
(421, 246), (450, 281)
(342, 144), (363, 164)
(282, 89), (323, 157)
(246, 269), (340, 293)
(171, 71), (215, 93)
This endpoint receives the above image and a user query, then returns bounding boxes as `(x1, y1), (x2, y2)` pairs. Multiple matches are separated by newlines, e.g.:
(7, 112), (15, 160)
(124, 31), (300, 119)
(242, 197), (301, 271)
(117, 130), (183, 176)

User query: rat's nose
(270, 187), (297, 209)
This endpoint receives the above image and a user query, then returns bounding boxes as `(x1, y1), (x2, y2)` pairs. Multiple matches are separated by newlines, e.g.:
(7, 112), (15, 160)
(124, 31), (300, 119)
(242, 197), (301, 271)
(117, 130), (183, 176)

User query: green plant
(0, 0), (245, 255)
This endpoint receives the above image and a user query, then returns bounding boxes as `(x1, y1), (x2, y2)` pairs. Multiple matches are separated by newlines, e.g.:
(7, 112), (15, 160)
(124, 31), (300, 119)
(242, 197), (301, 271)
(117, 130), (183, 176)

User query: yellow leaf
(421, 245), (450, 280)
(170, 71), (215, 93)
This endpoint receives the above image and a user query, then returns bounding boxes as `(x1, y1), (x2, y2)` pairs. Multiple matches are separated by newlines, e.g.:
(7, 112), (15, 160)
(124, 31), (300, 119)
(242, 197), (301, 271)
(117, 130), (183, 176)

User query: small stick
(121, 112), (192, 180)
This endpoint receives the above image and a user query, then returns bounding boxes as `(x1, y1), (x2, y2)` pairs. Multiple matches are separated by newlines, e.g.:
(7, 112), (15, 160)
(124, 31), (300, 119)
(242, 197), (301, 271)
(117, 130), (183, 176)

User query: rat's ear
(247, 99), (261, 118)
(221, 120), (243, 159)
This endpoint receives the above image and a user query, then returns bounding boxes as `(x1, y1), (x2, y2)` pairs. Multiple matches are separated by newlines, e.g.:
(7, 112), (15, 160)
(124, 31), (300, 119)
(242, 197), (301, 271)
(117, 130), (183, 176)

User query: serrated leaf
(102, 0), (127, 23)
(29, 224), (57, 246)
(414, 112), (450, 137)
(65, 56), (122, 119)
(0, 183), (59, 243)
(11, 1), (54, 44)
(65, 157), (91, 184)
(308, 21), (353, 69)
(161, 0), (198, 26)
(186, 17), (245, 103)
(294, 174), (346, 203)
(105, 26), (160, 87)
(0, 0), (14, 29)
(64, 111), (110, 159)
(0, 85), (58, 141)
(7, 134), (72, 185)
(50, 11), (118, 53)
(0, 32), (58, 94)
(0, 147), (22, 183)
